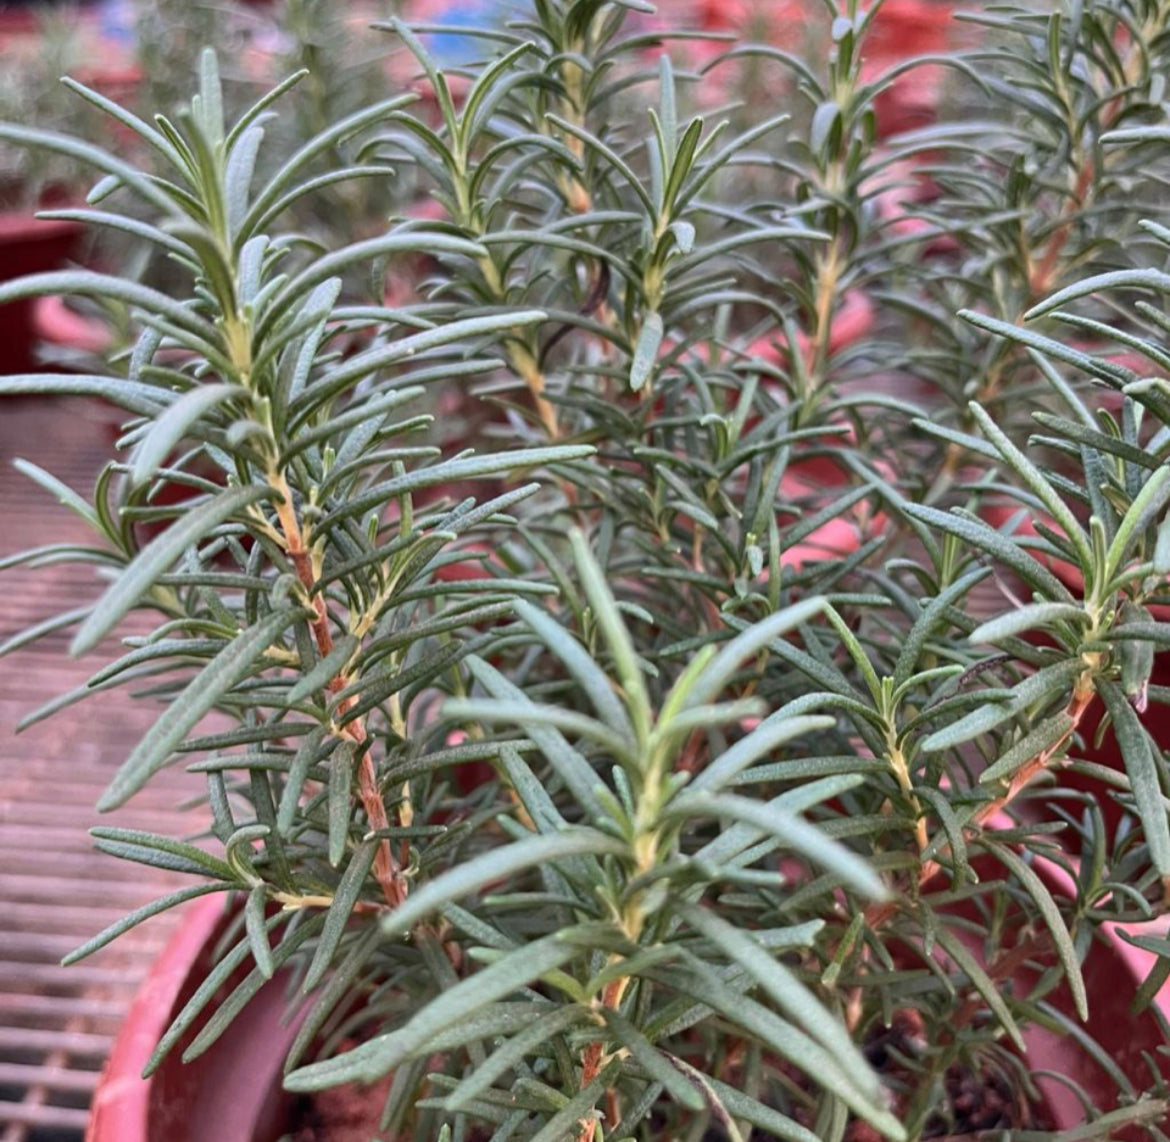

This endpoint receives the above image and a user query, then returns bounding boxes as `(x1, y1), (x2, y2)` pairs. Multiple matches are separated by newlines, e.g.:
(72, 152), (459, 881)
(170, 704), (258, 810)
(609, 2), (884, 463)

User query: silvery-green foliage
(3, 2), (1170, 1140)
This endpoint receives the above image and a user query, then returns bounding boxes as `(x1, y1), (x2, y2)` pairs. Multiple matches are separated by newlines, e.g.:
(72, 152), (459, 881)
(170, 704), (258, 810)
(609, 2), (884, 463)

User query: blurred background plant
(0, 7), (101, 205)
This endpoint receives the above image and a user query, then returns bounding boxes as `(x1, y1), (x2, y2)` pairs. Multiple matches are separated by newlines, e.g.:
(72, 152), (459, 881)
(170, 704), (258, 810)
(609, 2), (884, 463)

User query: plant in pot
(0, 8), (111, 371)
(2, 3), (1170, 1142)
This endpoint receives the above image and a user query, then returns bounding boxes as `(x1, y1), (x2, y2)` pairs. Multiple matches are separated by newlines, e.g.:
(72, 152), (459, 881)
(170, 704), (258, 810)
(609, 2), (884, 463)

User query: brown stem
(1028, 159), (1095, 299)
(947, 932), (1050, 1040)
(274, 485), (405, 909)
(577, 976), (628, 1142)
(512, 346), (561, 439)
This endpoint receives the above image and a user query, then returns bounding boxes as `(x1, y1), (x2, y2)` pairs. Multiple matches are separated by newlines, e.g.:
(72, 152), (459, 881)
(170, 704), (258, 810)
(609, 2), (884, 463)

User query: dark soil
(843, 1010), (1053, 1141)
(285, 1077), (392, 1142)
(283, 1010), (1051, 1141)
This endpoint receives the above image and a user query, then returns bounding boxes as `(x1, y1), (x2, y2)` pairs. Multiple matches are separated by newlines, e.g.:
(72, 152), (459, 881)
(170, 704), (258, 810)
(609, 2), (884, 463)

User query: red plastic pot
(33, 294), (113, 357)
(748, 290), (876, 375)
(776, 441), (893, 569)
(863, 0), (958, 138)
(0, 211), (84, 372)
(87, 895), (302, 1142)
(961, 827), (1169, 1134)
(90, 855), (1166, 1141)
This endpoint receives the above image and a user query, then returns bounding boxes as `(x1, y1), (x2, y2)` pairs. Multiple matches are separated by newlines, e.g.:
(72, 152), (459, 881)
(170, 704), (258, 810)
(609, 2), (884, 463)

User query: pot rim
(85, 895), (230, 1142)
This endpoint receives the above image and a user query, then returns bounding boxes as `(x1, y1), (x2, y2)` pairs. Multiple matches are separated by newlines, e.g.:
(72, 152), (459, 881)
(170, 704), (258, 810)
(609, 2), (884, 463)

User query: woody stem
(272, 480), (405, 909)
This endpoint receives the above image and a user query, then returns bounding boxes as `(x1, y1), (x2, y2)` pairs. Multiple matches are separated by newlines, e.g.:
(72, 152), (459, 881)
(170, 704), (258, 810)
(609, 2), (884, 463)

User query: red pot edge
(33, 294), (113, 355)
(87, 835), (1167, 1141)
(986, 815), (1169, 1129)
(0, 211), (84, 245)
(85, 894), (230, 1142)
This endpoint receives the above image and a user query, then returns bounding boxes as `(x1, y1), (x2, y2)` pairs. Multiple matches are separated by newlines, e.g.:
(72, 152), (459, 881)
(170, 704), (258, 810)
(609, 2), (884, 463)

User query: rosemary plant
(3, 2), (1170, 1140)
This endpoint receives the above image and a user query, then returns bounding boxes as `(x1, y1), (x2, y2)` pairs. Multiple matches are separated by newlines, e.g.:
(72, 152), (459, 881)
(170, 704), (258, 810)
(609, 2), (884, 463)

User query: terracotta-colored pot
(0, 212), (83, 372)
(87, 895), (302, 1142)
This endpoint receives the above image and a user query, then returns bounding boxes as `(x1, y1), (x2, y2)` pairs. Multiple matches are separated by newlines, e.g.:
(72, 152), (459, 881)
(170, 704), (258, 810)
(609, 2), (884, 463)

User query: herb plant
(3, 2), (1170, 1141)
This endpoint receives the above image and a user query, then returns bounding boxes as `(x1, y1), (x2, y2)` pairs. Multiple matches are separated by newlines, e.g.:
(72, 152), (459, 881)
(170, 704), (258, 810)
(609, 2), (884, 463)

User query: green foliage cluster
(3, 1), (1170, 1139)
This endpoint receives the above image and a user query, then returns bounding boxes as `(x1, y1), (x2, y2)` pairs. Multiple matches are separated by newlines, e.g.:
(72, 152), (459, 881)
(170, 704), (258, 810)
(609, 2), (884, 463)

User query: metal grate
(0, 398), (206, 1142)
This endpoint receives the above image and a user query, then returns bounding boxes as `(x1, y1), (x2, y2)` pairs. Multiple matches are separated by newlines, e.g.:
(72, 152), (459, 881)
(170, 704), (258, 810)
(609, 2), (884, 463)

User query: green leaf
(0, 270), (218, 345)
(512, 599), (633, 739)
(97, 607), (304, 810)
(1098, 679), (1170, 878)
(933, 925), (1025, 1050)
(197, 48), (225, 145)
(89, 826), (235, 879)
(670, 791), (887, 899)
(316, 446), (593, 529)
(285, 935), (583, 1090)
(698, 1071), (821, 1142)
(285, 928), (380, 1072)
(381, 830), (626, 939)
(979, 711), (1075, 785)
(62, 883), (230, 965)
(666, 960), (904, 1138)
(73, 485), (273, 656)
(894, 568), (990, 688)
(182, 916), (324, 1063)
(301, 840), (378, 992)
(0, 123), (178, 213)
(904, 502), (1076, 603)
(1025, 268), (1170, 321)
(688, 715), (836, 792)
(920, 659), (1083, 753)
(694, 775), (865, 867)
(959, 310), (1134, 388)
(686, 597), (827, 707)
(1106, 466), (1170, 581)
(602, 1009), (704, 1110)
(328, 741), (355, 868)
(443, 1007), (588, 1112)
(39, 207), (188, 257)
(1049, 1102), (1170, 1142)
(244, 884), (274, 980)
(0, 605), (91, 659)
(145, 920), (280, 1075)
(130, 384), (245, 488)
(240, 95), (417, 237)
(969, 403), (1092, 572)
(443, 699), (632, 762)
(969, 603), (1088, 644)
(630, 311), (664, 392)
(0, 374), (173, 416)
(12, 459), (98, 528)
(569, 528), (651, 740)
(984, 841), (1087, 1021)
(809, 100), (841, 154)
(58, 77), (184, 166)
(287, 635), (358, 704)
(277, 724), (329, 834)
(546, 114), (655, 214)
(464, 656), (608, 822)
(677, 903), (880, 1100)
(525, 1060), (620, 1142)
